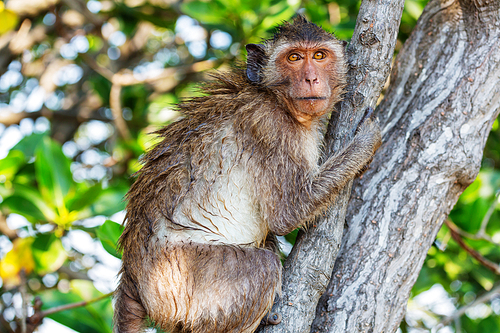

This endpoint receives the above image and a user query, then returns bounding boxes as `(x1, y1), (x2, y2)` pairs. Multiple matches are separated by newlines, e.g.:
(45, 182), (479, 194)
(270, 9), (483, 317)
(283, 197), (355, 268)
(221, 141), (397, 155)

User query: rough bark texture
(258, 0), (405, 332)
(312, 0), (500, 332)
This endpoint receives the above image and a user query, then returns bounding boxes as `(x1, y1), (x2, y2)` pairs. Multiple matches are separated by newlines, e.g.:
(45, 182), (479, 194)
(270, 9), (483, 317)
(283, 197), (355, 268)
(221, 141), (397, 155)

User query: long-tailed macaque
(114, 15), (381, 333)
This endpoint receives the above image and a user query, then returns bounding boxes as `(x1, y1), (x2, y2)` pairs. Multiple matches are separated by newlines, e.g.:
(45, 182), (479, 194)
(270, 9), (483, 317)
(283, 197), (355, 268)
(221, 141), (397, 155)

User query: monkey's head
(246, 15), (347, 128)
(246, 15), (347, 126)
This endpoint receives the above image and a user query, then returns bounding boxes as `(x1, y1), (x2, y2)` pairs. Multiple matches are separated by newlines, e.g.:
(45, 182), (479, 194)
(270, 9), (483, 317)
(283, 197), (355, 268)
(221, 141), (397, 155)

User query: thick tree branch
(313, 0), (500, 332)
(259, 0), (405, 332)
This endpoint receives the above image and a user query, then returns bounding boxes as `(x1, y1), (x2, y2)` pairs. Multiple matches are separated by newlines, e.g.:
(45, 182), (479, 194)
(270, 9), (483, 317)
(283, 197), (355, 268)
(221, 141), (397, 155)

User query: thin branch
(57, 266), (92, 281)
(0, 212), (17, 240)
(19, 270), (28, 333)
(0, 107), (111, 126)
(27, 292), (113, 328)
(80, 52), (220, 87)
(436, 283), (500, 328)
(43, 292), (113, 317)
(112, 59), (220, 86)
(61, 0), (104, 27)
(452, 226), (498, 245)
(80, 47), (222, 142)
(107, 59), (220, 141)
(447, 192), (500, 245)
(445, 219), (500, 275)
(479, 191), (499, 237)
(79, 53), (114, 82)
(110, 83), (132, 141)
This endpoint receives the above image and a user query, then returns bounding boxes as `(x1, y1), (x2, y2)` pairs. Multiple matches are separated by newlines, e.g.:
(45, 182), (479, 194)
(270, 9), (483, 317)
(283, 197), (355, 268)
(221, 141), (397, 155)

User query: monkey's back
(119, 68), (323, 253)
(120, 73), (271, 253)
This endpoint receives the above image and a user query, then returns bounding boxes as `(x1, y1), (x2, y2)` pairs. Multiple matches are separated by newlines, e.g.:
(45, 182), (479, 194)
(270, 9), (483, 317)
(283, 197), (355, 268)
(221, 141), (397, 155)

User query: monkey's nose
(305, 77), (319, 85)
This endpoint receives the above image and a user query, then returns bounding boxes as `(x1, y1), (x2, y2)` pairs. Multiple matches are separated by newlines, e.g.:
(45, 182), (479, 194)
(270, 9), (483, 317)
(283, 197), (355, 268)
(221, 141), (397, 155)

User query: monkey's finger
(353, 106), (375, 136)
(361, 106), (375, 122)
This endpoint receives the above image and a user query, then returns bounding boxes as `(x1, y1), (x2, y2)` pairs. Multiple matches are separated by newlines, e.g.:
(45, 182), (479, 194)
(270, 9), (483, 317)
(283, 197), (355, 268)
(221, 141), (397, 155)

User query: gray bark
(258, 0), (405, 332)
(312, 0), (500, 332)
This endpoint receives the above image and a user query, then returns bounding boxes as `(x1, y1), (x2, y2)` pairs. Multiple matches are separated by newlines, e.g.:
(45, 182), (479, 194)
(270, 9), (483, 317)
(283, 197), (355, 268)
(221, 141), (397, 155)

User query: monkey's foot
(261, 312), (282, 326)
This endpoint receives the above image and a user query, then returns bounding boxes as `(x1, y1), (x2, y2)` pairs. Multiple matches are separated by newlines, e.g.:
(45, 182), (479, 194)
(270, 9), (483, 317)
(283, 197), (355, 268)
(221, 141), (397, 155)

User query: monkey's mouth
(296, 97), (327, 100)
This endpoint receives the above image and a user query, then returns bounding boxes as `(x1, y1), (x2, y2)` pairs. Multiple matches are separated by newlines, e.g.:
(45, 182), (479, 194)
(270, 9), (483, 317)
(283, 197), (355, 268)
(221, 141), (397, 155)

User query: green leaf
(39, 280), (113, 333)
(0, 150), (25, 181)
(284, 228), (299, 245)
(89, 186), (128, 216)
(66, 184), (104, 212)
(34, 136), (74, 211)
(404, 0), (425, 21)
(181, 1), (227, 24)
(147, 93), (179, 125)
(32, 233), (67, 274)
(2, 184), (57, 222)
(12, 132), (47, 158)
(259, 2), (298, 31)
(96, 220), (124, 258)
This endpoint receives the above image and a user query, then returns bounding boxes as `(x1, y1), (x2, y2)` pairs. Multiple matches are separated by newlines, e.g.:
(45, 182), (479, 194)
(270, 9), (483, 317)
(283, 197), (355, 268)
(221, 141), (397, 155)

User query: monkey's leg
(114, 278), (147, 333)
(144, 242), (282, 333)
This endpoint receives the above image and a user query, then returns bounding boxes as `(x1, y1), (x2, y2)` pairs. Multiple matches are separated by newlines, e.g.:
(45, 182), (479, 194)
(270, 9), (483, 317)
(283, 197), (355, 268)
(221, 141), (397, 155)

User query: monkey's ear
(341, 40), (348, 52)
(246, 44), (266, 83)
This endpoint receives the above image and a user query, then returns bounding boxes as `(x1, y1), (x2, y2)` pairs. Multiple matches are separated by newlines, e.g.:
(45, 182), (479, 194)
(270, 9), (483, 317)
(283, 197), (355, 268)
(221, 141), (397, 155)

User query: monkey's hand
(354, 107), (375, 135)
(353, 107), (382, 177)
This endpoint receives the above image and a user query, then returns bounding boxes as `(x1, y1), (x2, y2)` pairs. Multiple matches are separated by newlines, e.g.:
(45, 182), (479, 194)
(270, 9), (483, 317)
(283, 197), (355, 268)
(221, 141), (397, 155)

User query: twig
(61, 0), (103, 27)
(80, 52), (219, 87)
(454, 317), (461, 333)
(57, 266), (92, 281)
(27, 292), (113, 328)
(450, 226), (498, 245)
(19, 270), (28, 333)
(449, 194), (499, 245)
(479, 191), (499, 237)
(445, 219), (500, 274)
(79, 53), (114, 82)
(110, 83), (132, 141)
(43, 292), (113, 316)
(0, 212), (17, 239)
(436, 283), (500, 328)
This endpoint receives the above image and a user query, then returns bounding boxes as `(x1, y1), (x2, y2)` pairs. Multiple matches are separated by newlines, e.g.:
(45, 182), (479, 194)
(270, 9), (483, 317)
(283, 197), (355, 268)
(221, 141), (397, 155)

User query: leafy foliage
(0, 0), (498, 332)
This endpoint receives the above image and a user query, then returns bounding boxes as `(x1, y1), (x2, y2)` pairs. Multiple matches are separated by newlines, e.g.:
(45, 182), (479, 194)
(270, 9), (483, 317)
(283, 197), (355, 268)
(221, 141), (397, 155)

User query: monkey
(114, 15), (381, 333)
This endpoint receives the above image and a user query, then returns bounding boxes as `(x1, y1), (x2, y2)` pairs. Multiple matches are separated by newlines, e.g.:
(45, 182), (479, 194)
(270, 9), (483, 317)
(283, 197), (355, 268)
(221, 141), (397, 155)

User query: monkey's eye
(288, 53), (300, 61)
(313, 51), (326, 60)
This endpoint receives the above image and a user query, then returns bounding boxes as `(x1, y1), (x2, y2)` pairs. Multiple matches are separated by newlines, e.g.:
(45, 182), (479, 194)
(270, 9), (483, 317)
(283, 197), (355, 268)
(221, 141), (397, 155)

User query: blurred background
(0, 0), (499, 332)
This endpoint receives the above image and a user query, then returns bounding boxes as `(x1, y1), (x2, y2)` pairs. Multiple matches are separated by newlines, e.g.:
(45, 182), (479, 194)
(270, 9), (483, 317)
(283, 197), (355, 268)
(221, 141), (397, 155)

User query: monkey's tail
(113, 279), (147, 333)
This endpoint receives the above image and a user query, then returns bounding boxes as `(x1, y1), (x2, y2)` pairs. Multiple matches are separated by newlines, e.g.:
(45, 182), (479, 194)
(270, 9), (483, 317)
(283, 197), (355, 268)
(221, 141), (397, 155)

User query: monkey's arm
(268, 117), (381, 236)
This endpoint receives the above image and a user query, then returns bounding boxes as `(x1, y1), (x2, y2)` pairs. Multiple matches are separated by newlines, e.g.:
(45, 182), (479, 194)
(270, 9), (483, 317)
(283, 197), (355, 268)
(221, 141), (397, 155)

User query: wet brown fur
(115, 16), (381, 333)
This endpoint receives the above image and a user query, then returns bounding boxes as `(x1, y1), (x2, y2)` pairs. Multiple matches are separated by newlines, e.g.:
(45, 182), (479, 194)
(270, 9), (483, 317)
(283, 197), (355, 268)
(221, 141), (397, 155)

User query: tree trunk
(312, 0), (500, 332)
(259, 0), (406, 331)
(259, 0), (500, 332)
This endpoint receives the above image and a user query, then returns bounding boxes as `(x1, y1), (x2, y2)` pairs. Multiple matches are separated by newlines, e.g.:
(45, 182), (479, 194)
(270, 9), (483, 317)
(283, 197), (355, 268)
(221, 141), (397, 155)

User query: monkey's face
(273, 41), (345, 127)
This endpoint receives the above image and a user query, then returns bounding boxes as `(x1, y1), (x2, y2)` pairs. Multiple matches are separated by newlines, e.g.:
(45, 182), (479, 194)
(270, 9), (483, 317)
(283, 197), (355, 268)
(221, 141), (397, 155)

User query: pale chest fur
(154, 121), (323, 247)
(168, 161), (265, 246)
